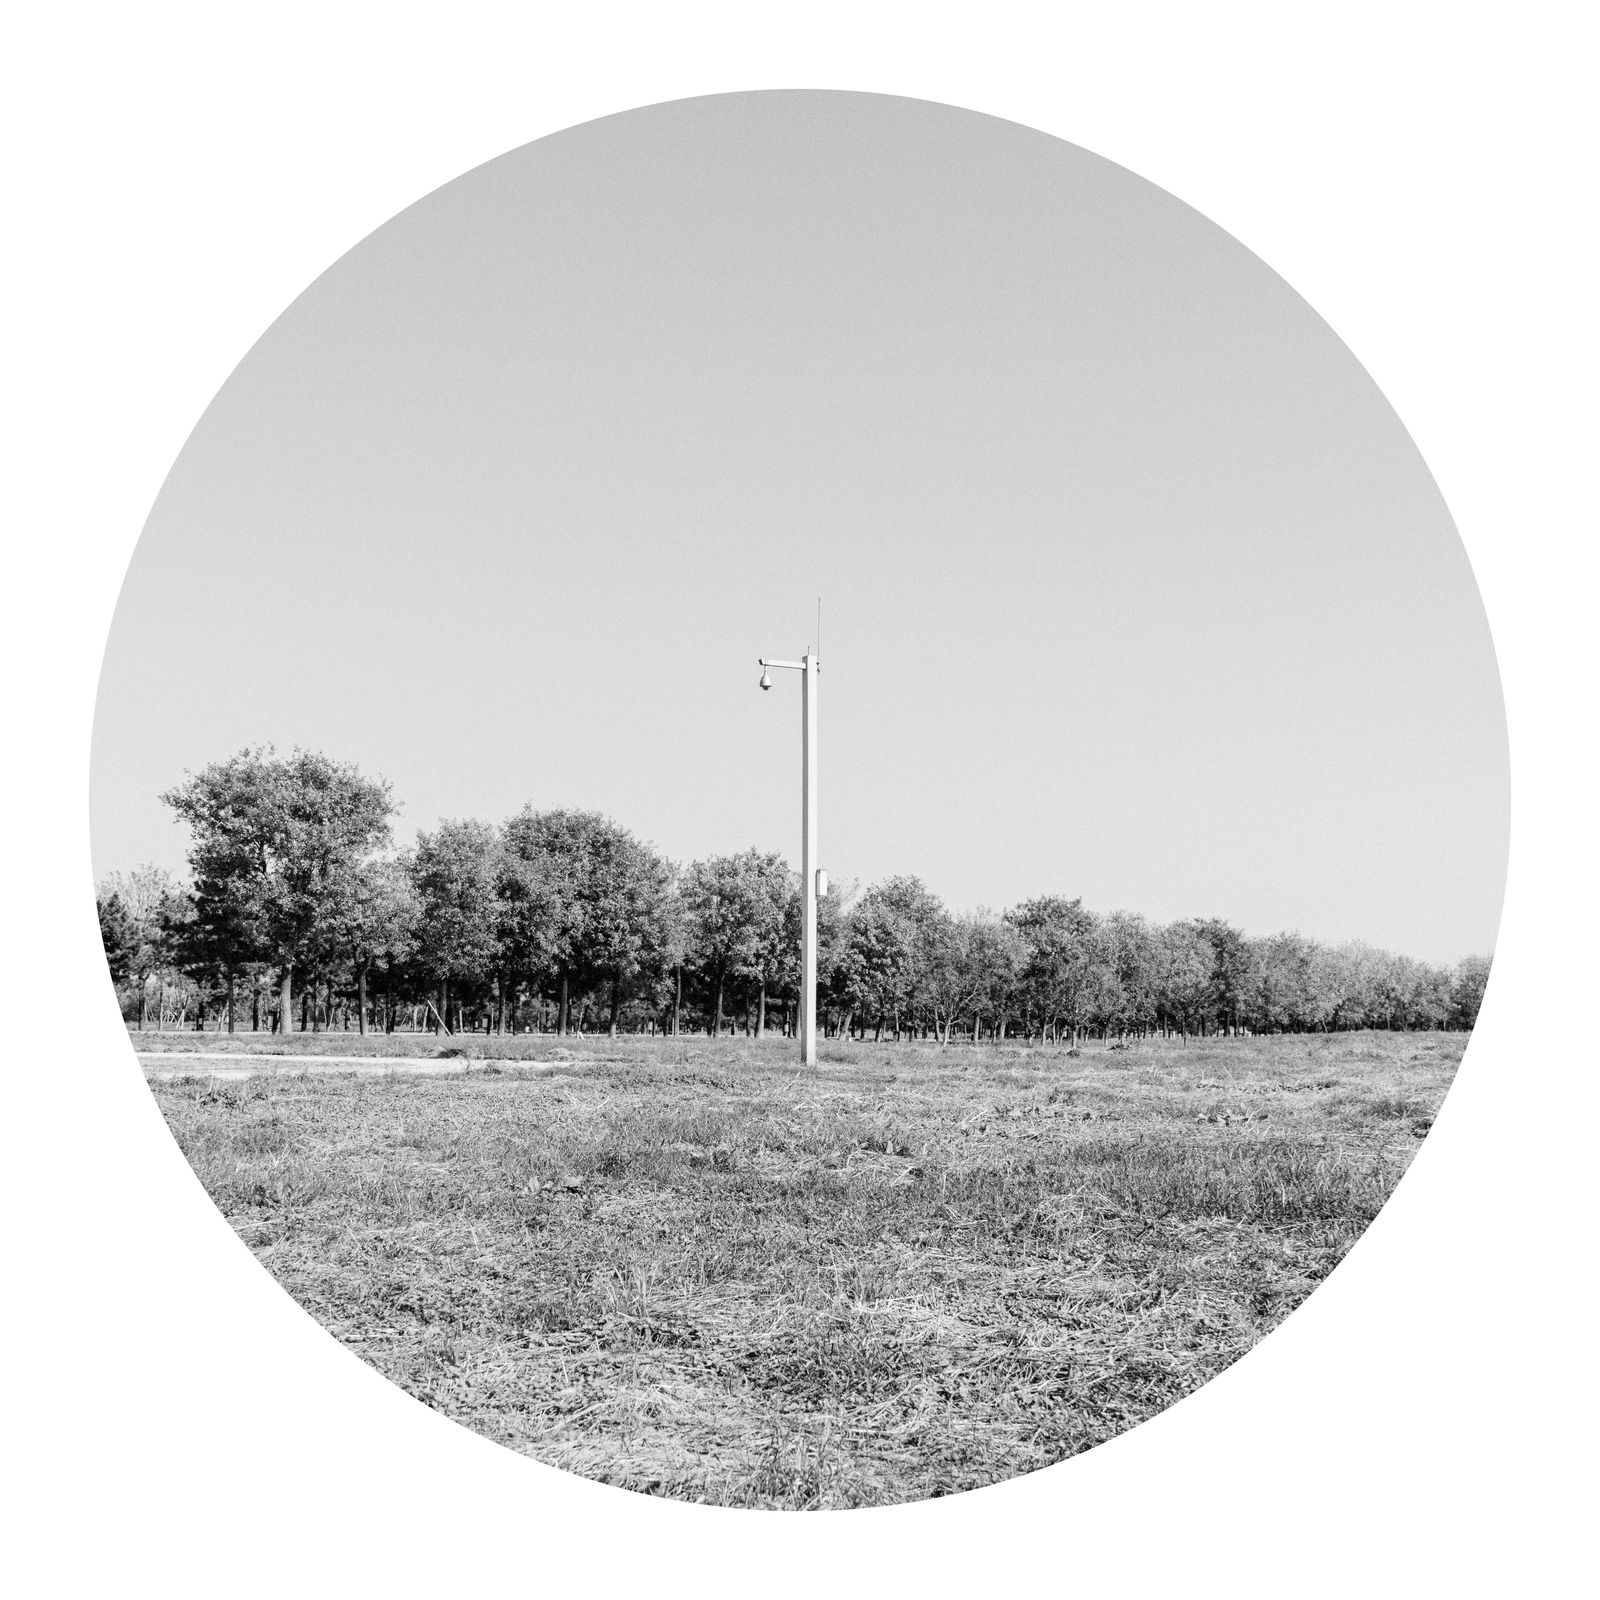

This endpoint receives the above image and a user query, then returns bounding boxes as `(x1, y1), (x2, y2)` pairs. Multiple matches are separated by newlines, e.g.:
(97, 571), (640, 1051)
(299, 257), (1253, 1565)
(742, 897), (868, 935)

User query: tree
(1192, 918), (1249, 1035)
(966, 914), (1025, 1041)
(1243, 931), (1319, 1032)
(585, 836), (674, 1036)
(733, 852), (796, 1038)
(1095, 910), (1158, 1037)
(336, 856), (419, 1035)
(98, 864), (188, 1028)
(1007, 896), (1099, 1043)
(161, 749), (394, 1033)
(1382, 952), (1451, 1031)
(123, 744), (1497, 1045)
(1308, 940), (1369, 1031)
(680, 851), (791, 1036)
(838, 876), (945, 1040)
(96, 886), (134, 986)
(920, 910), (1020, 1044)
(1153, 920), (1214, 1038)
(814, 876), (860, 1037)
(164, 858), (265, 1031)
(1450, 953), (1492, 1030)
(492, 845), (567, 1033)
(161, 882), (229, 1030)
(501, 808), (672, 1035)
(411, 821), (501, 1033)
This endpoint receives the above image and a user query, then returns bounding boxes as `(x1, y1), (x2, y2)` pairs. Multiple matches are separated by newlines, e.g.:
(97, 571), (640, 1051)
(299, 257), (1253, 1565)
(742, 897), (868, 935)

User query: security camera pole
(757, 648), (824, 1066)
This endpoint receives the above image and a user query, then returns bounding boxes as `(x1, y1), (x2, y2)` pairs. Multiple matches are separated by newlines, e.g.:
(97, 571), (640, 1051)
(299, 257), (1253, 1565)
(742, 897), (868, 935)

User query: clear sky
(90, 91), (1507, 965)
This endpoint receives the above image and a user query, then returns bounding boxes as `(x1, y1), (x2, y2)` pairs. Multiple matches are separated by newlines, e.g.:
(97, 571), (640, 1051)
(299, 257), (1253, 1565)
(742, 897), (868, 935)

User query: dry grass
(149, 1030), (1463, 1507)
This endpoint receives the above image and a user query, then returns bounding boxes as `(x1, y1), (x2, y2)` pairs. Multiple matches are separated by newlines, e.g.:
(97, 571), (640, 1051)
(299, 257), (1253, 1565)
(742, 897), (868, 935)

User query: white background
(3, 4), (1594, 1595)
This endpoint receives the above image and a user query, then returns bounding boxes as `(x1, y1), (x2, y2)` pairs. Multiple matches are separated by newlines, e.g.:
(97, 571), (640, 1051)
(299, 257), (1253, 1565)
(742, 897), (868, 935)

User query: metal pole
(756, 650), (821, 1068)
(801, 650), (818, 1067)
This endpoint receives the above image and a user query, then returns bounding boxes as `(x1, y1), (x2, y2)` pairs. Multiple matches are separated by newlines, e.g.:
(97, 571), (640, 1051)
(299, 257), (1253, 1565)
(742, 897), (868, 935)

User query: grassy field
(148, 1030), (1461, 1508)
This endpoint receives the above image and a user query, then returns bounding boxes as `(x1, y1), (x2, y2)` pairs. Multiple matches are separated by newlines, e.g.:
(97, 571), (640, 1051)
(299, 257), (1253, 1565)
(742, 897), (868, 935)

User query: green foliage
(96, 888), (134, 984)
(338, 855), (420, 973)
(1450, 953), (1492, 1029)
(127, 748), (1494, 1039)
(1006, 896), (1099, 1035)
(161, 747), (395, 973)
(494, 847), (567, 988)
(836, 875), (945, 1028)
(680, 850), (794, 1026)
(412, 820), (501, 986)
(501, 807), (674, 1027)
(96, 863), (195, 1025)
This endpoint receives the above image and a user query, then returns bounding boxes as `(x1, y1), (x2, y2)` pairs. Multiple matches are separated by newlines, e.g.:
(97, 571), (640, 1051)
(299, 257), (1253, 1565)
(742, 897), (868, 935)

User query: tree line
(96, 749), (1492, 1042)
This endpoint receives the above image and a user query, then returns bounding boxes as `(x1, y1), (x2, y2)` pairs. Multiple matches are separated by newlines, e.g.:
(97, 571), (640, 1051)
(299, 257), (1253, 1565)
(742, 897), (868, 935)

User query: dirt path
(137, 1052), (544, 1080)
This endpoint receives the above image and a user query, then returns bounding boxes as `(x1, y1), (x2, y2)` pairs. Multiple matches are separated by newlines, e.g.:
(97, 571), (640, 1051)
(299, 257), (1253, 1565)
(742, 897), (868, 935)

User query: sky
(90, 90), (1508, 964)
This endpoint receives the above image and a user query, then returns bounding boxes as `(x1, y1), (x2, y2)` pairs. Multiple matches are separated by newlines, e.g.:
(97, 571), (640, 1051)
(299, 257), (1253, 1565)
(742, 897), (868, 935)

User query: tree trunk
(558, 973), (570, 1036)
(756, 981), (766, 1039)
(226, 971), (236, 1034)
(280, 963), (294, 1035)
(610, 975), (621, 1037)
(673, 966), (682, 1037)
(714, 977), (724, 1038)
(357, 967), (368, 1036)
